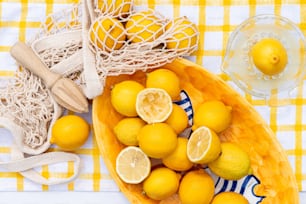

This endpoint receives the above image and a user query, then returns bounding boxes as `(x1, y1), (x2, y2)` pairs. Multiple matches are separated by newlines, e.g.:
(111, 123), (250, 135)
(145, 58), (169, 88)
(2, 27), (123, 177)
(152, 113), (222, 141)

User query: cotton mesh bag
(31, 0), (199, 99)
(0, 69), (80, 185)
(85, 0), (199, 97)
(0, 4), (85, 186)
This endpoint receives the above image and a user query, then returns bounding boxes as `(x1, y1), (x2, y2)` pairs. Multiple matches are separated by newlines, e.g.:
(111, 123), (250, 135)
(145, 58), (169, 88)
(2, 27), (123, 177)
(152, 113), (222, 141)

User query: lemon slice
(136, 88), (173, 124)
(187, 126), (221, 164)
(116, 146), (151, 184)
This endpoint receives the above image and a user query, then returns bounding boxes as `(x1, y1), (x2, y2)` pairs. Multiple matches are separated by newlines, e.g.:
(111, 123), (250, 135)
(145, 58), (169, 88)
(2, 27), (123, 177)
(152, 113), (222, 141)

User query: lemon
(165, 104), (188, 134)
(192, 100), (232, 133)
(208, 142), (251, 180)
(136, 88), (173, 124)
(211, 192), (249, 204)
(111, 80), (145, 117)
(251, 38), (288, 76)
(113, 117), (146, 146)
(125, 10), (164, 43)
(97, 0), (132, 17)
(138, 123), (177, 159)
(89, 16), (126, 52)
(187, 126), (221, 164)
(166, 16), (198, 52)
(51, 115), (90, 151)
(178, 169), (215, 204)
(162, 137), (193, 171)
(143, 167), (180, 200)
(146, 69), (181, 100)
(116, 146), (151, 184)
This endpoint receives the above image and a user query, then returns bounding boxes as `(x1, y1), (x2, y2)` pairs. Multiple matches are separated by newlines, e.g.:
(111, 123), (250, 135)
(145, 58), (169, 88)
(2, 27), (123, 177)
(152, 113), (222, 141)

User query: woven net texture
(0, 0), (199, 154)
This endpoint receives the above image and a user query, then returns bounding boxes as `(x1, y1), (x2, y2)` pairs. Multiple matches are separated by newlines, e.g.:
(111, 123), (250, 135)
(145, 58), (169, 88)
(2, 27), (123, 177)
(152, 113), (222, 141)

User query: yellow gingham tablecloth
(0, 0), (306, 192)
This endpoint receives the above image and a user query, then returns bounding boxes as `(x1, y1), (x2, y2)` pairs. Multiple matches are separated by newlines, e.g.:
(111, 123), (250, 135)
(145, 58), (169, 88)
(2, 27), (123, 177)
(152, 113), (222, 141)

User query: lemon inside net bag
(32, 1), (199, 99)
(88, 0), (199, 84)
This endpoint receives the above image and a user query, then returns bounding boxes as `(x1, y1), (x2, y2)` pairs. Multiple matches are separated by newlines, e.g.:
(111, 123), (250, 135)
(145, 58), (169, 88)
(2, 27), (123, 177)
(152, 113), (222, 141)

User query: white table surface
(0, 191), (304, 203)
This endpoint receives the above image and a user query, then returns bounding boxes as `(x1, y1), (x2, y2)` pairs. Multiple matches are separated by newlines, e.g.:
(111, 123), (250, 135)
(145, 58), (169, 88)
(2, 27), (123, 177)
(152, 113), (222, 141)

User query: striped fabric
(0, 0), (306, 192)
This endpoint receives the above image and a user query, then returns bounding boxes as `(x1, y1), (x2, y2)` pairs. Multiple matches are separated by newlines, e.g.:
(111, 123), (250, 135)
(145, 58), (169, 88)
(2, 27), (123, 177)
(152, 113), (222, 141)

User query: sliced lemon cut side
(116, 146), (151, 184)
(136, 88), (173, 124)
(187, 126), (221, 164)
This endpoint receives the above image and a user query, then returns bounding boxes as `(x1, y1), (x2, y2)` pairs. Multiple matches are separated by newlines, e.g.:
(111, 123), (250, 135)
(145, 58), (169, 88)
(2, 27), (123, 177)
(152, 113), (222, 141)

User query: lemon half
(136, 88), (173, 124)
(187, 126), (221, 164)
(116, 146), (151, 184)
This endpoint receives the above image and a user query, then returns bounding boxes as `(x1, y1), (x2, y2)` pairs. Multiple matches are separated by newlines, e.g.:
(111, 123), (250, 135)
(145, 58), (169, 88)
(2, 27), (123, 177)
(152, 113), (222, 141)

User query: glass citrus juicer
(222, 14), (306, 105)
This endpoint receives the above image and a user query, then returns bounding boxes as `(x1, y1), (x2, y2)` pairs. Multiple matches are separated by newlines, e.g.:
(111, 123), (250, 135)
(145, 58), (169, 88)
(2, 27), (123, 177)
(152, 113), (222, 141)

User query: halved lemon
(136, 88), (173, 124)
(116, 146), (151, 184)
(187, 126), (221, 164)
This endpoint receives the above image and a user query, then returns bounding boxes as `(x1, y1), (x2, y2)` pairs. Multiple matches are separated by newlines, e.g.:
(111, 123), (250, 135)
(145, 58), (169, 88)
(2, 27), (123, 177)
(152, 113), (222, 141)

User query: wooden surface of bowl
(92, 58), (299, 204)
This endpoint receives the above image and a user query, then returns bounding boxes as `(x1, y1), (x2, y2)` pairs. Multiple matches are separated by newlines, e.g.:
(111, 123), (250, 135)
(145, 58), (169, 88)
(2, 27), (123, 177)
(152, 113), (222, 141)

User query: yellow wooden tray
(92, 58), (299, 204)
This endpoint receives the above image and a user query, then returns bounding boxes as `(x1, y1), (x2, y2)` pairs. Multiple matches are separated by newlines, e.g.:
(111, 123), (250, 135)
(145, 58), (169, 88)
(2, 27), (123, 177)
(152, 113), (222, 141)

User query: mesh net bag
(0, 4), (84, 185)
(0, 69), (60, 154)
(89, 0), (199, 78)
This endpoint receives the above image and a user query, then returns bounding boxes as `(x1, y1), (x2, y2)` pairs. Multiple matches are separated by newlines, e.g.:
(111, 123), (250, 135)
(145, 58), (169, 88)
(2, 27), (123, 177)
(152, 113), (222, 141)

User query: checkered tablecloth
(0, 0), (306, 192)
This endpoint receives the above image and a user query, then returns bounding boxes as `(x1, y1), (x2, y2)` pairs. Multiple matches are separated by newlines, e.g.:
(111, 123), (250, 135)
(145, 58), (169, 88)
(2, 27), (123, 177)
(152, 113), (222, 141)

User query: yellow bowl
(92, 58), (299, 204)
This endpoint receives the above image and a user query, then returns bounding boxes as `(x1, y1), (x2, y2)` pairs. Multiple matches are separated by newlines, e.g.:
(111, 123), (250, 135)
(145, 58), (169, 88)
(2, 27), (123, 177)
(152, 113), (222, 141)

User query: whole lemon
(113, 117), (146, 146)
(51, 115), (90, 151)
(208, 142), (251, 180)
(138, 123), (178, 159)
(192, 100), (232, 133)
(251, 38), (288, 76)
(111, 80), (145, 117)
(178, 169), (215, 204)
(97, 0), (132, 18)
(162, 137), (193, 171)
(89, 16), (126, 52)
(211, 192), (249, 204)
(143, 167), (180, 200)
(125, 10), (164, 43)
(146, 69), (181, 100)
(165, 104), (188, 134)
(166, 16), (198, 52)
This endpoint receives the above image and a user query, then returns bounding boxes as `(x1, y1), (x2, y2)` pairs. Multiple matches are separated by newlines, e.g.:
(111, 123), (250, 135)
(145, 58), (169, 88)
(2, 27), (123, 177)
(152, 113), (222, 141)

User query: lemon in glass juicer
(222, 14), (306, 100)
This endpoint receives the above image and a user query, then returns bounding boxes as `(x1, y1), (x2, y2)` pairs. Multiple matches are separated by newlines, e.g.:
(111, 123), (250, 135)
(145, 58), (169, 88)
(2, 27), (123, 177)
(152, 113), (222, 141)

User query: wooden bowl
(92, 58), (299, 204)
